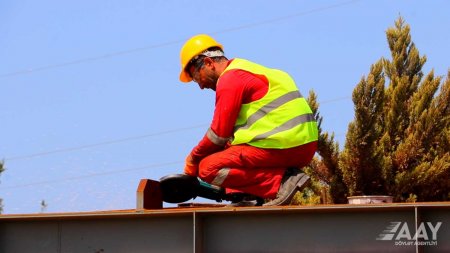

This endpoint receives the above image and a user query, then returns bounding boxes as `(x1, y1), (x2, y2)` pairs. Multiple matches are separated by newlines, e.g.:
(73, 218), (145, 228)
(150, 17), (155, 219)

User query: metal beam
(1, 203), (449, 253)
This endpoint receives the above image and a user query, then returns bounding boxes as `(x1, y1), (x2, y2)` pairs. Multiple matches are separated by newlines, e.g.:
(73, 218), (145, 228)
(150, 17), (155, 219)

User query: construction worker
(179, 34), (318, 206)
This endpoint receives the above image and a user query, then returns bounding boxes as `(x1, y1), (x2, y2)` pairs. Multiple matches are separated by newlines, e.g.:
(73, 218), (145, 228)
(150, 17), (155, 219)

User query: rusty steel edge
(0, 202), (449, 221)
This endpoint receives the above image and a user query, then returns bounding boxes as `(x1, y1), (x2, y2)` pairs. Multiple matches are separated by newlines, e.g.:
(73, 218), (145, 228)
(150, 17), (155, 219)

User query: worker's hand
(184, 154), (199, 176)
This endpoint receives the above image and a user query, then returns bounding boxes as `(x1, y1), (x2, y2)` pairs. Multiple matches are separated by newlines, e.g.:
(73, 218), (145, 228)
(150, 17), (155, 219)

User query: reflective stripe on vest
(220, 58), (318, 148)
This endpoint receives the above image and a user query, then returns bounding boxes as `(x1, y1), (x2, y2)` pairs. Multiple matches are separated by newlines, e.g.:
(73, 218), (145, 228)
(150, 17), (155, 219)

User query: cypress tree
(393, 72), (450, 201)
(306, 91), (347, 203)
(340, 16), (449, 201)
(339, 61), (386, 196)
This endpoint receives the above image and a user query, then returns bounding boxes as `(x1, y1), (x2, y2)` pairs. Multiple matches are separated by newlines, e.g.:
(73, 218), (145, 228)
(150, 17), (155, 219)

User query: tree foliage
(339, 17), (450, 201)
(306, 91), (347, 203)
(306, 17), (449, 204)
(339, 61), (386, 196)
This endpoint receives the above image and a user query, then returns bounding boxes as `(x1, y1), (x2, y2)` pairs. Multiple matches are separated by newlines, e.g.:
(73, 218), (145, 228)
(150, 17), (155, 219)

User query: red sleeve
(189, 65), (268, 164)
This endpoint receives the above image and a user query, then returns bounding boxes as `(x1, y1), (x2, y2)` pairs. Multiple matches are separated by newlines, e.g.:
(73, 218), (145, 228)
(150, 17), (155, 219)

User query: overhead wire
(0, 161), (182, 190)
(0, 1), (358, 190)
(1, 0), (355, 160)
(3, 96), (351, 162)
(4, 123), (209, 162)
(0, 96), (351, 190)
(0, 132), (350, 190)
(0, 0), (361, 79)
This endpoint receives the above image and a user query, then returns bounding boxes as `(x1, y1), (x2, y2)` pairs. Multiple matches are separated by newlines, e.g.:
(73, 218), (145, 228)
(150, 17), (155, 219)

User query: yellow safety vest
(220, 58), (318, 148)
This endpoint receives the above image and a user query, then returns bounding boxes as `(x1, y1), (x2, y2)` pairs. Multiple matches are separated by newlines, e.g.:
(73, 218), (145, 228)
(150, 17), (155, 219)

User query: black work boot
(263, 168), (310, 206)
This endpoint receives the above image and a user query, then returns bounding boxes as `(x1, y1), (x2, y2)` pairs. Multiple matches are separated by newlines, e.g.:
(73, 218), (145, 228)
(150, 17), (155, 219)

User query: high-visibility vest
(220, 58), (318, 148)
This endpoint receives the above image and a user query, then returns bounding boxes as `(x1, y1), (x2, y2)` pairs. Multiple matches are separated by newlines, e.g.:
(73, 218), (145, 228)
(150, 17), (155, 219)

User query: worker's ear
(203, 57), (214, 67)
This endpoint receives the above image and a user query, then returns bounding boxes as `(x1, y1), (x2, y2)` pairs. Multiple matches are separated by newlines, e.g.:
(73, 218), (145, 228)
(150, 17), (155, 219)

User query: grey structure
(1, 203), (449, 253)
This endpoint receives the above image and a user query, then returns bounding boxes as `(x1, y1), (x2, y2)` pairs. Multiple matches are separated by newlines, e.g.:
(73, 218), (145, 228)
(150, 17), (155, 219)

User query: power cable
(319, 96), (352, 104)
(3, 96), (351, 162)
(0, 40), (184, 78)
(0, 100), (351, 190)
(0, 161), (182, 190)
(0, 0), (361, 79)
(0, 133), (350, 190)
(209, 0), (361, 35)
(0, 0), (362, 196)
(4, 123), (208, 162)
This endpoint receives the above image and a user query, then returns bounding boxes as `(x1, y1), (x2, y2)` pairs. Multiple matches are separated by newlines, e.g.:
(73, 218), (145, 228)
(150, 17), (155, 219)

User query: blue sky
(1, 0), (449, 214)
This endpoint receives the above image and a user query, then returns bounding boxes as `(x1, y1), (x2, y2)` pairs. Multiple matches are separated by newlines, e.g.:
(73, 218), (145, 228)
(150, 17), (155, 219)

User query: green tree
(339, 17), (450, 201)
(303, 91), (347, 204)
(392, 72), (450, 201)
(339, 61), (386, 196)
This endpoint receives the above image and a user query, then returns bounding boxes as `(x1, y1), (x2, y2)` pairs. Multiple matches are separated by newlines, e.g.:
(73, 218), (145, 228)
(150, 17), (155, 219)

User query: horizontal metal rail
(1, 203), (449, 253)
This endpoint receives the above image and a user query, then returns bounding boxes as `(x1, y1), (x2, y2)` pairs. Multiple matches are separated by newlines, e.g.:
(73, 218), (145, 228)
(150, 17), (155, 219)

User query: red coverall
(189, 60), (317, 199)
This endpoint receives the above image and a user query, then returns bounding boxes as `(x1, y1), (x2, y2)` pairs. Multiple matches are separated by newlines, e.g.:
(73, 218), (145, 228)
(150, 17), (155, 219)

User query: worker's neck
(215, 60), (230, 75)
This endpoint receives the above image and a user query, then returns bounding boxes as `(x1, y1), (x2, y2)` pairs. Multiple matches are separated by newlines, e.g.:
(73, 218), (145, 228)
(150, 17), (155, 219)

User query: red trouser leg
(198, 141), (317, 199)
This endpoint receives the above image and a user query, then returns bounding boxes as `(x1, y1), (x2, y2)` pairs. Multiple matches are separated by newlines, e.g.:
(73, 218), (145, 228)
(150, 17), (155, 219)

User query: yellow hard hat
(179, 34), (223, 82)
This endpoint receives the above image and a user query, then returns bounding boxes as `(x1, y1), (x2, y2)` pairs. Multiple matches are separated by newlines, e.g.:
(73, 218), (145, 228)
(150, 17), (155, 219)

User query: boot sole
(263, 173), (311, 206)
(284, 174), (311, 205)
